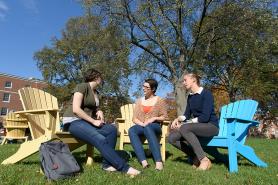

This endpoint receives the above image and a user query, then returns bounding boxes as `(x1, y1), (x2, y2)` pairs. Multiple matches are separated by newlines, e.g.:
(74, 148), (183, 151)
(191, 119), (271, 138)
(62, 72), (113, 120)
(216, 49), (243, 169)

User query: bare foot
(155, 161), (163, 171)
(127, 167), (141, 177)
(197, 157), (212, 170)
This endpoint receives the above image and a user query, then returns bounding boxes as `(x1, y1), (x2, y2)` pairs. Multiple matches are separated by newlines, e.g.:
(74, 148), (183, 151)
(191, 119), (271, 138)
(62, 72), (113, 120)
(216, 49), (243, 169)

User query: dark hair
(84, 68), (102, 82)
(186, 73), (201, 86)
(145, 78), (158, 93)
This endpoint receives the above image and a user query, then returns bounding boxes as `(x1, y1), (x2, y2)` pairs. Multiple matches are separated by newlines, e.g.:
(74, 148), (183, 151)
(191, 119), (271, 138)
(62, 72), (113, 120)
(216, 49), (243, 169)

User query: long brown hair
(84, 68), (102, 82)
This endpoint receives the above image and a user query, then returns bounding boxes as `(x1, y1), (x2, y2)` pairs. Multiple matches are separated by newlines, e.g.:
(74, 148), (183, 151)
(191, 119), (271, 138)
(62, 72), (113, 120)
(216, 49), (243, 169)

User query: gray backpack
(39, 141), (80, 180)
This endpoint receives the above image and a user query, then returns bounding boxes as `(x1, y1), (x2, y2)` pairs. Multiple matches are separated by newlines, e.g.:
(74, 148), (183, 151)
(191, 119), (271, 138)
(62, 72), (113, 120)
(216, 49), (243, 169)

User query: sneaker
(126, 167), (141, 177)
(102, 166), (117, 172)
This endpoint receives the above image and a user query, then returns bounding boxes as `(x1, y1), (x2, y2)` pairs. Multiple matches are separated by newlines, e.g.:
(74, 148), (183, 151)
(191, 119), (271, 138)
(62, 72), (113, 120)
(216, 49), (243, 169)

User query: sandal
(143, 164), (150, 169)
(155, 162), (163, 171)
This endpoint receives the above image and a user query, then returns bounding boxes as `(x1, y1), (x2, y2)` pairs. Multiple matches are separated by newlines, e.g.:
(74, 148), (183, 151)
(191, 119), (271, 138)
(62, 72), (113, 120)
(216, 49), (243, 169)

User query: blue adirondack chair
(204, 99), (267, 172)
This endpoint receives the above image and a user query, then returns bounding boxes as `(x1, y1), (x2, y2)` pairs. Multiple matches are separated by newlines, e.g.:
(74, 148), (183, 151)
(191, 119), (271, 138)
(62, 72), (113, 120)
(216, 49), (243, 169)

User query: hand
(137, 122), (146, 127)
(93, 119), (104, 127)
(96, 110), (104, 122)
(171, 118), (181, 129)
(144, 117), (156, 125)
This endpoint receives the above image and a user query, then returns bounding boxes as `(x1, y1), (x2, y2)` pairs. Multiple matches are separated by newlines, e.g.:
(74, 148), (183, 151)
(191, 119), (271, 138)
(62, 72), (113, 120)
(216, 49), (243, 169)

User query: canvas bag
(39, 141), (80, 180)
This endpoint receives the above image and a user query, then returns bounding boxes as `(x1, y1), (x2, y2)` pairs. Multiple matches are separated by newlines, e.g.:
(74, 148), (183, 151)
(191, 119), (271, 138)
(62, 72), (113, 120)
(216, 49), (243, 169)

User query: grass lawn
(0, 138), (277, 185)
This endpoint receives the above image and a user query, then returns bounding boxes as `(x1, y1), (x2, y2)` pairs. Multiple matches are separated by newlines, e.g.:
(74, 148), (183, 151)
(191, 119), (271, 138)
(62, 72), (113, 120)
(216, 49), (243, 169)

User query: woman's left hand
(144, 117), (156, 125)
(171, 118), (181, 129)
(96, 110), (104, 122)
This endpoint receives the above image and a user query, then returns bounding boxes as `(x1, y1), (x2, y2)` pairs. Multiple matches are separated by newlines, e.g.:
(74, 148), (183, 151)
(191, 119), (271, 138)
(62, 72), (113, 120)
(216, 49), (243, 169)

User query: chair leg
(228, 142), (238, 172)
(236, 143), (267, 167)
(1, 137), (7, 145)
(86, 144), (94, 165)
(40, 167), (44, 174)
(161, 141), (166, 162)
(1, 135), (49, 165)
(119, 135), (124, 150)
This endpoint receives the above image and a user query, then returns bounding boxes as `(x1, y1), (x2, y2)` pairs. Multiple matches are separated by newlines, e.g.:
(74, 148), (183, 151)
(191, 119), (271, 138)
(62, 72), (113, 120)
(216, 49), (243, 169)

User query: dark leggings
(168, 123), (219, 160)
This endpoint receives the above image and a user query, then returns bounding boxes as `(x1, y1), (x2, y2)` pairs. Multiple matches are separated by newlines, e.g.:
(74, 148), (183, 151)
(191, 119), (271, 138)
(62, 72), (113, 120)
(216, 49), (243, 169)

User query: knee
(128, 126), (136, 136)
(90, 134), (108, 147)
(106, 124), (117, 135)
(167, 133), (176, 144)
(179, 124), (191, 133)
(144, 125), (152, 133)
(143, 126), (157, 136)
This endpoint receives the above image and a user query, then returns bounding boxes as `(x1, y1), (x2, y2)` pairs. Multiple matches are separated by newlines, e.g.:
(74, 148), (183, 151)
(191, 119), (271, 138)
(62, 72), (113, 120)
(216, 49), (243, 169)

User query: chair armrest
(115, 118), (126, 134)
(55, 131), (71, 135)
(161, 120), (171, 126)
(5, 126), (29, 128)
(224, 117), (259, 125)
(161, 120), (171, 136)
(15, 108), (60, 115)
(5, 118), (27, 121)
(115, 118), (125, 123)
(15, 109), (60, 130)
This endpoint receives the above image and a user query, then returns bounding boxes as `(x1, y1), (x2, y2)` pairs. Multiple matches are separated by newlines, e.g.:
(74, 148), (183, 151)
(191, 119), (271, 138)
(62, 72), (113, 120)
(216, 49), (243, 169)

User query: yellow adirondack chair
(1, 112), (28, 145)
(115, 104), (170, 162)
(1, 87), (93, 165)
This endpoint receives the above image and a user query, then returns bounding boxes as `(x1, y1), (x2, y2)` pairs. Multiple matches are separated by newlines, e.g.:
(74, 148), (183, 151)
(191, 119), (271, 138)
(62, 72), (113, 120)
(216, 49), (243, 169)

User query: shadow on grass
(72, 149), (133, 164)
(169, 150), (230, 169)
(21, 161), (40, 165)
(123, 149), (174, 162)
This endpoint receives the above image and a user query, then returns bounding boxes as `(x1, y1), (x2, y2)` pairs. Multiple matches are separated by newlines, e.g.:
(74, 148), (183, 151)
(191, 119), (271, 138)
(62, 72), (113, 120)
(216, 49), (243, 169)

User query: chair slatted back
(218, 100), (258, 144)
(120, 104), (135, 134)
(18, 87), (59, 139)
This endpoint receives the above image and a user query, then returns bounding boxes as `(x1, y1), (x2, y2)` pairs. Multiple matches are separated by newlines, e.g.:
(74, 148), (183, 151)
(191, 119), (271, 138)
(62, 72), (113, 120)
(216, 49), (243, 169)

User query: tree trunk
(174, 79), (188, 116)
(228, 89), (236, 102)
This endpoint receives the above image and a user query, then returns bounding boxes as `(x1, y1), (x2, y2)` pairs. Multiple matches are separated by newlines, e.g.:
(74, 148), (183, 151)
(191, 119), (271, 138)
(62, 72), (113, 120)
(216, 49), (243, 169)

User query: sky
(0, 0), (172, 98)
(0, 0), (83, 79)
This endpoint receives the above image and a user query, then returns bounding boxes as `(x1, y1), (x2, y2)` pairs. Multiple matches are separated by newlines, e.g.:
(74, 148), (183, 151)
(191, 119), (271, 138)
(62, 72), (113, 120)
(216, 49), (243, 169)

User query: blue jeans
(68, 120), (129, 172)
(128, 122), (162, 162)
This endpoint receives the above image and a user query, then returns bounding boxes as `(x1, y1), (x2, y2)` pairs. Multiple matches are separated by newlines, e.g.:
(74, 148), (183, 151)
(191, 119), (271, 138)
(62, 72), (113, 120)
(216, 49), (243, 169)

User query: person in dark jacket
(168, 73), (219, 170)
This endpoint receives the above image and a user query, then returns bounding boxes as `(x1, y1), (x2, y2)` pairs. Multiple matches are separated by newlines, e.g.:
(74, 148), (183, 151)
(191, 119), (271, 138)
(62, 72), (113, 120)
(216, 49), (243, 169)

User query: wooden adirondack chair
(1, 112), (28, 145)
(115, 104), (170, 162)
(1, 87), (93, 165)
(202, 99), (267, 172)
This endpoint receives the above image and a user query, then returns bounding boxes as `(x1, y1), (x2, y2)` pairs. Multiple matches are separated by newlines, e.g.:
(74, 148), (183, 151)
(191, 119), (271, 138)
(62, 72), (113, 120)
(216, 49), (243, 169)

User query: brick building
(0, 72), (48, 126)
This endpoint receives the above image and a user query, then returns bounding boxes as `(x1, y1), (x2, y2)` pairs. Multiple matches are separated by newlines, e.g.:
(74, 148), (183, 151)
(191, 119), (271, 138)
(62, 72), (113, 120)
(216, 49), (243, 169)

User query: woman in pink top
(129, 79), (168, 170)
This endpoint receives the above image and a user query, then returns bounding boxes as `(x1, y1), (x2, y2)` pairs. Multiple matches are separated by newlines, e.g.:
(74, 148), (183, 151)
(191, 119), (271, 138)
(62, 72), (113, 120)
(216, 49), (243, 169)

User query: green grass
(0, 138), (277, 185)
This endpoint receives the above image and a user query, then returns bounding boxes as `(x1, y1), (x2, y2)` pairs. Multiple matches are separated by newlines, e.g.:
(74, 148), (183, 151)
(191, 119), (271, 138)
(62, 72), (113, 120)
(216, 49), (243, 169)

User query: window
(5, 81), (12, 88)
(2, 93), (10, 102)
(0, 107), (8, 116)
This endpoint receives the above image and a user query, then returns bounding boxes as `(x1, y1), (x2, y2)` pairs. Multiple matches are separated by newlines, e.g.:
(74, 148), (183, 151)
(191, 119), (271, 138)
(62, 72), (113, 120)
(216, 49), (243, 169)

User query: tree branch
(188, 0), (212, 63)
